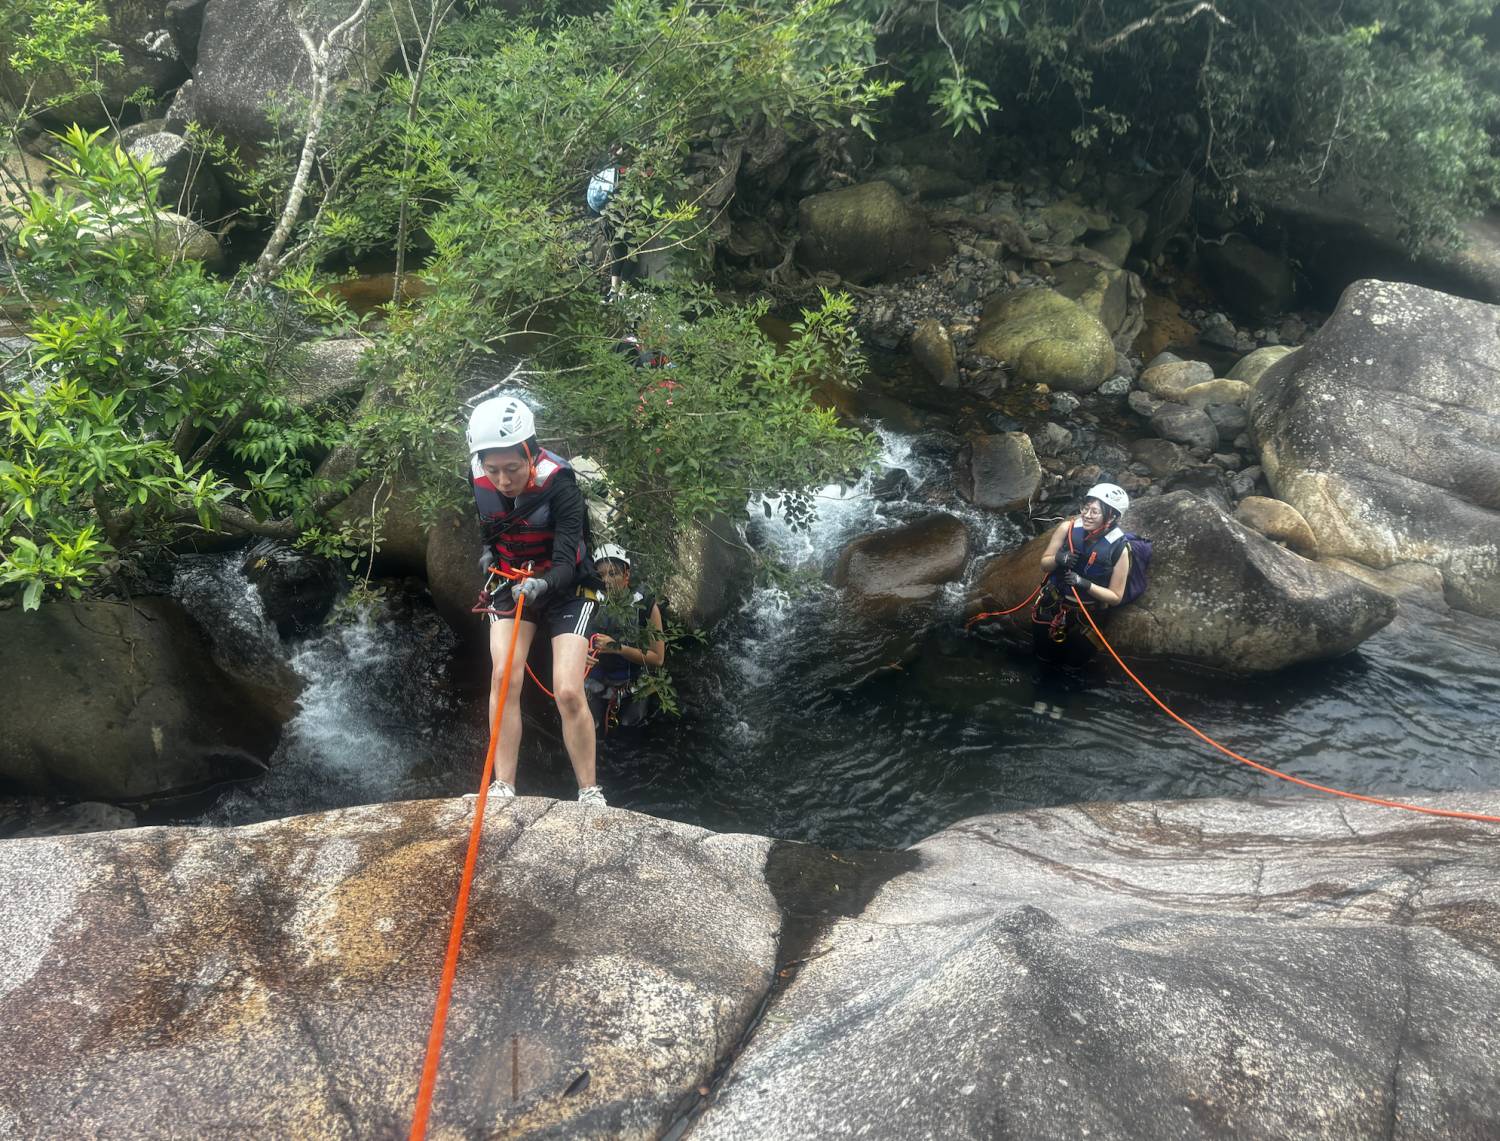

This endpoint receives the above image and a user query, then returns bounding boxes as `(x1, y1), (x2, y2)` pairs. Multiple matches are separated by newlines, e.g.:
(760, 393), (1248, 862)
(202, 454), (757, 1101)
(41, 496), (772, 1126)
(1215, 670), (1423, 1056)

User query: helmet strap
(522, 440), (537, 490)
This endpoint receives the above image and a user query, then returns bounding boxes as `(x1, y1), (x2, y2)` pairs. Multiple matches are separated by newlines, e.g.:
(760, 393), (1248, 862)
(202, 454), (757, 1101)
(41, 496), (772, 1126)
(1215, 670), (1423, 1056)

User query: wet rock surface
(241, 540), (342, 638)
(0, 799), (778, 1140)
(698, 795), (1500, 1141)
(832, 513), (970, 608)
(0, 598), (287, 800)
(1250, 279), (1500, 616)
(5, 794), (1498, 1140)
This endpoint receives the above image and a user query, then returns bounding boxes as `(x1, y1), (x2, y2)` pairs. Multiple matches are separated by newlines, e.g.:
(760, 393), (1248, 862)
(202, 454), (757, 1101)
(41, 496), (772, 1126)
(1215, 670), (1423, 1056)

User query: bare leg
(488, 617), (537, 787)
(550, 631), (597, 789)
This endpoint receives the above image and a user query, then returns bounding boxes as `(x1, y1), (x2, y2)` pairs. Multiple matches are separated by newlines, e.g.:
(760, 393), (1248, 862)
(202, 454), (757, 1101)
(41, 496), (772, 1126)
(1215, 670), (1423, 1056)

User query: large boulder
(0, 798), (779, 1138)
(240, 539), (342, 638)
(125, 130), (221, 220)
(955, 433), (1042, 512)
(1200, 233), (1295, 318)
(831, 514), (969, 609)
(967, 491), (1396, 672)
(1250, 279), (1500, 616)
(664, 514), (756, 629)
(425, 505), (484, 641)
(4, 793), (1499, 1137)
(284, 336), (370, 409)
(1051, 261), (1128, 336)
(0, 598), (285, 799)
(1269, 191), (1500, 310)
(796, 180), (939, 283)
(698, 794), (1500, 1141)
(167, 0), (402, 155)
(974, 289), (1115, 392)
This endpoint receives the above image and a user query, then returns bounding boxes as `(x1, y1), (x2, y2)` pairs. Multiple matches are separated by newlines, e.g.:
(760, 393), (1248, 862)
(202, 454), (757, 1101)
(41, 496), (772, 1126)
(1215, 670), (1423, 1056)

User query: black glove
(511, 577), (550, 605)
(1055, 549), (1079, 572)
(1062, 571), (1090, 591)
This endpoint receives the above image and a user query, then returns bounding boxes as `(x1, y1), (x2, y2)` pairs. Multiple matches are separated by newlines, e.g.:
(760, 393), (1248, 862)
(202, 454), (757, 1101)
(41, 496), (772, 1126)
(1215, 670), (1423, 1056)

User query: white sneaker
(577, 785), (607, 808)
(490, 779), (516, 799)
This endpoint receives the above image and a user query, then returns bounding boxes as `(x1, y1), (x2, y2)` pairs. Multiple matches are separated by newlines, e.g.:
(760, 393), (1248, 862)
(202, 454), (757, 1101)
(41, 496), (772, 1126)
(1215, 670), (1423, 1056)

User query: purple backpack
(1120, 534), (1152, 606)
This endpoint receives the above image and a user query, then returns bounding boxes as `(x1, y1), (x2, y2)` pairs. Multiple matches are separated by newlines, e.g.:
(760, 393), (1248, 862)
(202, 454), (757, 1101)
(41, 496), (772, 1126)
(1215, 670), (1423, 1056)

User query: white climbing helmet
(1085, 482), (1130, 517)
(466, 396), (535, 457)
(595, 543), (631, 568)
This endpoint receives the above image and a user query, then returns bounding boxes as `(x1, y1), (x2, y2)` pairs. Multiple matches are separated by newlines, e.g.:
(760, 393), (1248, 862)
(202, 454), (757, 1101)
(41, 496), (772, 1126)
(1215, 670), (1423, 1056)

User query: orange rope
(964, 584), (1043, 629)
(1069, 588), (1500, 826)
(408, 592), (527, 1139)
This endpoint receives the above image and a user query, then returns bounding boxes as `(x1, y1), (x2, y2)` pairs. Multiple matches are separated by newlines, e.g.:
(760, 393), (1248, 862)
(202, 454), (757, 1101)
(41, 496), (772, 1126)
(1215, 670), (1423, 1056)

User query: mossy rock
(975, 289), (1115, 392)
(1052, 262), (1128, 335)
(1228, 345), (1299, 388)
(796, 181), (936, 283)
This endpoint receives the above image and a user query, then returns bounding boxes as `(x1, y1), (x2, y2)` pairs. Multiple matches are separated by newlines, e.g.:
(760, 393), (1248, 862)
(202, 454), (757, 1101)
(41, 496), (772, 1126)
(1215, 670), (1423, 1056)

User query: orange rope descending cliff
(409, 591), (527, 1139)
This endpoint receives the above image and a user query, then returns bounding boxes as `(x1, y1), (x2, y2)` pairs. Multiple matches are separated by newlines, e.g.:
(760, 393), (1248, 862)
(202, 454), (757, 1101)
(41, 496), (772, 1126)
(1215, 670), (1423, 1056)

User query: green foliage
(0, 0), (118, 130)
(0, 128), (344, 607)
(988, 0), (1500, 250)
(0, 0), (111, 77)
(311, 0), (883, 573)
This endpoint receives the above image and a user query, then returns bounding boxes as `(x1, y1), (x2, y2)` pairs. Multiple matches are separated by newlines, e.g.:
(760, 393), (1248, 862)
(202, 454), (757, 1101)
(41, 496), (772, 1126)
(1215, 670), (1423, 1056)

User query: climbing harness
(408, 590), (529, 1139)
(471, 566), (605, 698)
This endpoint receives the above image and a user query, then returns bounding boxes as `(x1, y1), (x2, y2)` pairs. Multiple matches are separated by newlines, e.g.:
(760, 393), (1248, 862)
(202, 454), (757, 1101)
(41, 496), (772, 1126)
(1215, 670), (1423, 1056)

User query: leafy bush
(0, 128), (346, 607)
(310, 0), (885, 565)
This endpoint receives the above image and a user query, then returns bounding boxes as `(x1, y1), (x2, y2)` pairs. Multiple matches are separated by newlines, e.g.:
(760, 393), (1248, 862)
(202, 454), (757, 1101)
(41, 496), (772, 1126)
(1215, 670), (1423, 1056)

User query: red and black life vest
(472, 450), (589, 577)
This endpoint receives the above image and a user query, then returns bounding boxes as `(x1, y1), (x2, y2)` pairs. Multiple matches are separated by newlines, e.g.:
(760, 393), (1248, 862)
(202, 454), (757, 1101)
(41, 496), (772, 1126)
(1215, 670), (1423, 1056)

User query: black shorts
(489, 591), (597, 641)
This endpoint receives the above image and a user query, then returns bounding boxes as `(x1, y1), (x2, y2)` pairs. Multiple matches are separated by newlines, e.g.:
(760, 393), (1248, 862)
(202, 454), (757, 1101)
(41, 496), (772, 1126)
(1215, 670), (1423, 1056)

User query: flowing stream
(173, 416), (1500, 849)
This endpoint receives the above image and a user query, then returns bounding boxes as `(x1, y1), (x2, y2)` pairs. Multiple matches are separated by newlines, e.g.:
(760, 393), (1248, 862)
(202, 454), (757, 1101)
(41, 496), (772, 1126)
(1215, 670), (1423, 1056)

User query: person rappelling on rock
(468, 395), (608, 806)
(1033, 483), (1133, 667)
(586, 544), (666, 735)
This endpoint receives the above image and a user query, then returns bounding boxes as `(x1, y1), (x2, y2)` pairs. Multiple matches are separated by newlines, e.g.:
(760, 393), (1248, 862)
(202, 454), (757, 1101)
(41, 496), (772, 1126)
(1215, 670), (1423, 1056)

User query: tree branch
(1091, 1), (1231, 52)
(247, 0), (375, 287)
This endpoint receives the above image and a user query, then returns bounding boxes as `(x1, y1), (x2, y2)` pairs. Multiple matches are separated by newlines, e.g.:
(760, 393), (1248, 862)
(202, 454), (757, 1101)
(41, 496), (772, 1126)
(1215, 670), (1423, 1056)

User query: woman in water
(1033, 482), (1133, 666)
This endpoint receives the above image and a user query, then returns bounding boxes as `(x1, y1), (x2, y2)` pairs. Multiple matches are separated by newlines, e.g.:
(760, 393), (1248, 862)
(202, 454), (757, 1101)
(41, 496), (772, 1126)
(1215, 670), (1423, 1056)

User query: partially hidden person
(468, 395), (607, 806)
(586, 544), (666, 735)
(587, 147), (637, 300)
(1032, 482), (1133, 667)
